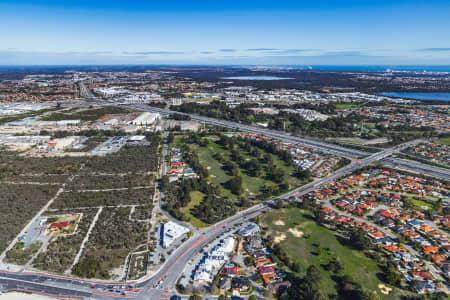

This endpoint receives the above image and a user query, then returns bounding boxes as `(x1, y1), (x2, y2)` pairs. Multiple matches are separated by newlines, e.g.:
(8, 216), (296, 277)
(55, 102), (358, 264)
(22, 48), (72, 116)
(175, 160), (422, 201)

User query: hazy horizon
(1, 0), (450, 65)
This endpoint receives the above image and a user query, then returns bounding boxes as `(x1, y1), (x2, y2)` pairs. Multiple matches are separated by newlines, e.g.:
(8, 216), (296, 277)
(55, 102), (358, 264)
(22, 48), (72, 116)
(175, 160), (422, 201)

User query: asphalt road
(0, 146), (404, 299)
(139, 106), (449, 180)
(78, 82), (95, 99)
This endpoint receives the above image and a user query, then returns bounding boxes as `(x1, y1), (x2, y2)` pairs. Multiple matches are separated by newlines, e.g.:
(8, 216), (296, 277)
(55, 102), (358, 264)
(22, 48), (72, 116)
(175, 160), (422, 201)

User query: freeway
(137, 105), (449, 180)
(61, 101), (449, 179)
(137, 105), (367, 159)
(78, 82), (95, 100)
(383, 157), (450, 179)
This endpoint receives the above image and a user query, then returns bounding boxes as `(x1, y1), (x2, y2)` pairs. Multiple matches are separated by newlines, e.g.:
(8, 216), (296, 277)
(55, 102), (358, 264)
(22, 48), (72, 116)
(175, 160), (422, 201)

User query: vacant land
(81, 145), (160, 174)
(5, 241), (42, 265)
(0, 151), (83, 181)
(69, 174), (152, 190)
(41, 106), (135, 122)
(180, 191), (208, 228)
(131, 204), (153, 220)
(1, 141), (159, 180)
(69, 135), (109, 152)
(261, 208), (403, 299)
(50, 188), (154, 209)
(2, 174), (70, 184)
(0, 184), (58, 253)
(0, 138), (160, 277)
(72, 207), (148, 279)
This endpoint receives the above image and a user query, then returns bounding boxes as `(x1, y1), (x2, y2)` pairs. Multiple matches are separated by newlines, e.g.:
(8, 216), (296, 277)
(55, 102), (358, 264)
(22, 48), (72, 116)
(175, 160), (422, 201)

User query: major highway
(138, 105), (449, 180)
(78, 82), (96, 100)
(63, 98), (449, 181)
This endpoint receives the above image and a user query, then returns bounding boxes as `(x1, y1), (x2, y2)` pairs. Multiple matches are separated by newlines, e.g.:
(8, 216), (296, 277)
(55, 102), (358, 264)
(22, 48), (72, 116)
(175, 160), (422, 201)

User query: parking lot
(90, 136), (127, 155)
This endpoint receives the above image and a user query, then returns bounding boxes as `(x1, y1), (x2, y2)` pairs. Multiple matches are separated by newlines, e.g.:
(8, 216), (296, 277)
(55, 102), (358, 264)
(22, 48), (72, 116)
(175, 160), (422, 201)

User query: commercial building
(129, 112), (160, 126)
(193, 237), (235, 283)
(237, 222), (260, 237)
(161, 221), (189, 248)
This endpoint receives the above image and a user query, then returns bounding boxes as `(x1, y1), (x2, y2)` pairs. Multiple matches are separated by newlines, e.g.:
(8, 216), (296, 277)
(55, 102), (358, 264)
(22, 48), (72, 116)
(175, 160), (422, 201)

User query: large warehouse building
(129, 112), (160, 125)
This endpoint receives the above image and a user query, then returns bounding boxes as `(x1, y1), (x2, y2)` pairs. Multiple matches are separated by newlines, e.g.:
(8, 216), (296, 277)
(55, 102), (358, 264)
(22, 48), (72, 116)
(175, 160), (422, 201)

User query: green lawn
(261, 208), (404, 299)
(411, 198), (433, 210)
(335, 103), (359, 109)
(189, 137), (307, 200)
(364, 123), (376, 129)
(181, 191), (209, 228)
(192, 142), (264, 198)
(436, 137), (450, 145)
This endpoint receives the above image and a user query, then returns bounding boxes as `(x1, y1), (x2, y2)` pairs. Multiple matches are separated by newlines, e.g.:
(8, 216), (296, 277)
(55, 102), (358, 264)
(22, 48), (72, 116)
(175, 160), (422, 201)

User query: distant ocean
(1, 65), (450, 73)
(220, 76), (294, 80)
(306, 65), (450, 72)
(378, 92), (450, 102)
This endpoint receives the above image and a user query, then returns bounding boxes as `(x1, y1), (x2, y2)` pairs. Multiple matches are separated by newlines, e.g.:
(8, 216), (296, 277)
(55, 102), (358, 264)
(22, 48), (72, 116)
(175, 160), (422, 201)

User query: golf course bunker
(274, 233), (286, 243)
(378, 284), (392, 295)
(274, 220), (285, 226)
(289, 227), (304, 237)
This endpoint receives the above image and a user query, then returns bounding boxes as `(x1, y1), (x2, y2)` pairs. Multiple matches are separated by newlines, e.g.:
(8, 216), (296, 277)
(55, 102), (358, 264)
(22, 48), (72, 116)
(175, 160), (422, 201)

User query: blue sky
(0, 0), (450, 65)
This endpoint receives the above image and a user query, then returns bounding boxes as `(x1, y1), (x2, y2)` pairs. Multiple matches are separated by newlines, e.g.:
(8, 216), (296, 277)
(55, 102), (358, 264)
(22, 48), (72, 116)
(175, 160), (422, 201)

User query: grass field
(261, 208), (404, 299)
(0, 108), (59, 125)
(181, 191), (209, 228)
(41, 106), (134, 122)
(411, 198), (433, 210)
(335, 103), (359, 109)
(436, 137), (450, 145)
(188, 136), (307, 200)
